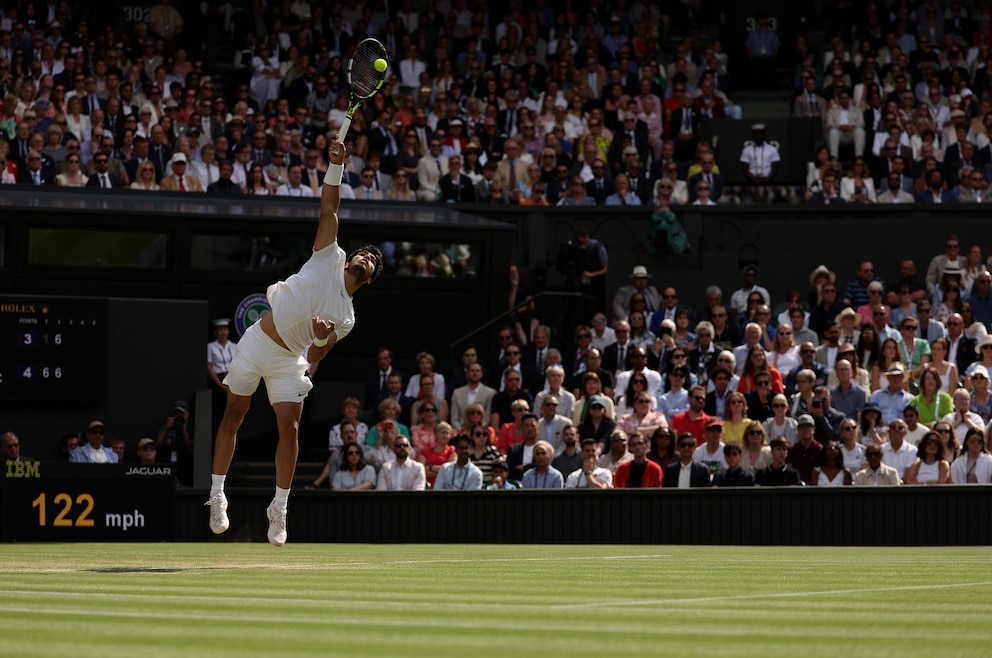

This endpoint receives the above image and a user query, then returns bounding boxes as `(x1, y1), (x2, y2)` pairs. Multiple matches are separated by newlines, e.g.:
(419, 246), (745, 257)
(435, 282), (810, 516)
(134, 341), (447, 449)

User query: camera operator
(156, 399), (194, 486)
(808, 386), (845, 443)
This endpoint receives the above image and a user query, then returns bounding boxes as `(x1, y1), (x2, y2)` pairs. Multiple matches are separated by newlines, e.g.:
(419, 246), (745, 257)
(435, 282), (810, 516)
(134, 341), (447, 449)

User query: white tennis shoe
(266, 504), (287, 547)
(205, 493), (230, 534)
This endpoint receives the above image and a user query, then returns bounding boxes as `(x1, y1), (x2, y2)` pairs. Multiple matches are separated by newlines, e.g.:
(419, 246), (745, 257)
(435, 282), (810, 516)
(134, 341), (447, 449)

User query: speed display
(0, 296), (107, 400)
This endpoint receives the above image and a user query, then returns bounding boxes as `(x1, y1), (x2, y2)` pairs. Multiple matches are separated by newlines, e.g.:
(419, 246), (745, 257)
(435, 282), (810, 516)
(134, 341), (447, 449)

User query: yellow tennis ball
(374, 58), (387, 72)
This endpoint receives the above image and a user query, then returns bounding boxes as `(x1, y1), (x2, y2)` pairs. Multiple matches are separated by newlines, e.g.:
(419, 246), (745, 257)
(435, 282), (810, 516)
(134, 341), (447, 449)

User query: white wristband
(323, 163), (344, 186)
(313, 336), (329, 347)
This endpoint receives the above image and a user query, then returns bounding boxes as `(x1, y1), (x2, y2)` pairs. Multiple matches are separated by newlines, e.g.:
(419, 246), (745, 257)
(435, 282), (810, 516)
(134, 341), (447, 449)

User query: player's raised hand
(328, 138), (347, 165)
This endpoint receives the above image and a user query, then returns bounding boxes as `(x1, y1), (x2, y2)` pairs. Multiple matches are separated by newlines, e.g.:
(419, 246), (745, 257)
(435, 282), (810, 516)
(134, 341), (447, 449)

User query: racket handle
(337, 116), (353, 141)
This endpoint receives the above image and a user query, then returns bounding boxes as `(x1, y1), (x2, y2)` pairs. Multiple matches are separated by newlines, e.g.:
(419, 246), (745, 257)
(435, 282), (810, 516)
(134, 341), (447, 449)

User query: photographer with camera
(807, 386), (846, 444)
(156, 399), (194, 486)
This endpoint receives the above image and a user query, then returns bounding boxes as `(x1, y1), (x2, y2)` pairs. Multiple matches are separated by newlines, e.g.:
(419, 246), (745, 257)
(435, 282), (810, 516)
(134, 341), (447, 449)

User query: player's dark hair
(348, 243), (384, 282)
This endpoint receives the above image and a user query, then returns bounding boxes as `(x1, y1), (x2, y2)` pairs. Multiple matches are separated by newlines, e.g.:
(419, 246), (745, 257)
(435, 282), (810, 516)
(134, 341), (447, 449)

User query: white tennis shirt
(267, 241), (355, 355)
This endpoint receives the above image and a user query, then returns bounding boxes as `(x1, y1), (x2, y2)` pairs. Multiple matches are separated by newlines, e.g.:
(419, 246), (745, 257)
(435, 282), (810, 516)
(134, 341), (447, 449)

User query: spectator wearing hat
(159, 152), (203, 192)
(785, 414), (822, 483)
(70, 421), (118, 463)
(136, 438), (158, 465)
(739, 123), (780, 199)
(872, 362), (916, 424)
(925, 235), (964, 298)
(611, 266), (661, 322)
(692, 417), (728, 474)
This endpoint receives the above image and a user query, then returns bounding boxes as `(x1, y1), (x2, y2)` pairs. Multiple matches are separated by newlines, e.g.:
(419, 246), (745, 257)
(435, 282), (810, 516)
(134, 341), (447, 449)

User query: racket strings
(349, 40), (387, 98)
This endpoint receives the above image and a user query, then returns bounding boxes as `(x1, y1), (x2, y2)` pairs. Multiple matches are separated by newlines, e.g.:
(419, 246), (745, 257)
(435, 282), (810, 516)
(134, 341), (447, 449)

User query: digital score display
(1, 462), (175, 542)
(0, 296), (107, 400)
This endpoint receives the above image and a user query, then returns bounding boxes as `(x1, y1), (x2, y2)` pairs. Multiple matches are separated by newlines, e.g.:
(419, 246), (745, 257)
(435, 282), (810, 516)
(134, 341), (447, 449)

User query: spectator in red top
(669, 385), (711, 446)
(614, 431), (664, 488)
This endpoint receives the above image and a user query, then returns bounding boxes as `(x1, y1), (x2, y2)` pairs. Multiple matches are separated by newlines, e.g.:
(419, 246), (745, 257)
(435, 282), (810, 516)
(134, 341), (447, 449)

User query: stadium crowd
(0, 0), (744, 204)
(308, 232), (991, 490)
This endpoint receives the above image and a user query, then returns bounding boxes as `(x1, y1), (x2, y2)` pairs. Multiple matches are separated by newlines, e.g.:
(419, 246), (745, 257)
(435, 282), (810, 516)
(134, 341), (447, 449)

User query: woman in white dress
(902, 431), (951, 484)
(809, 441), (852, 486)
(55, 154), (88, 187)
(928, 337), (958, 394)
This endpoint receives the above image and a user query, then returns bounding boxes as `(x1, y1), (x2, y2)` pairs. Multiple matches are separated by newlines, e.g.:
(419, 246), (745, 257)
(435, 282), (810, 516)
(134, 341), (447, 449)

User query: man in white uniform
(206, 136), (383, 546)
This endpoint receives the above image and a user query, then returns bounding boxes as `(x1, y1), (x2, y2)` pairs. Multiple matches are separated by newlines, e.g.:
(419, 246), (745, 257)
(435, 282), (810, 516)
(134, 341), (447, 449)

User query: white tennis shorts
(223, 322), (313, 404)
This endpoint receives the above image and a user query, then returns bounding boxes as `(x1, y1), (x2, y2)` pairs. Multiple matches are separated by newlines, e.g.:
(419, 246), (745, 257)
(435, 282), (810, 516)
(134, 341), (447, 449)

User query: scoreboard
(0, 296), (107, 400)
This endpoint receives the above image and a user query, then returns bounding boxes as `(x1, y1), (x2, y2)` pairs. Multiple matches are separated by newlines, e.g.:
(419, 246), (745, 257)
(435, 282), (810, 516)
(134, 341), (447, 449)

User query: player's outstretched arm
(315, 137), (346, 251)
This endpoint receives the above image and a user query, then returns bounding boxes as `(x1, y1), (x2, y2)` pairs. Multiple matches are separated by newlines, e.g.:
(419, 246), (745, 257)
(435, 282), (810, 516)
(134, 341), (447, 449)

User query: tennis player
(206, 136), (383, 546)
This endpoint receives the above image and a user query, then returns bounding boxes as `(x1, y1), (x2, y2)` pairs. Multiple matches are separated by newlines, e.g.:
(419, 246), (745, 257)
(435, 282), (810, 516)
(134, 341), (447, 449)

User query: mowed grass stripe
(2, 544), (990, 658)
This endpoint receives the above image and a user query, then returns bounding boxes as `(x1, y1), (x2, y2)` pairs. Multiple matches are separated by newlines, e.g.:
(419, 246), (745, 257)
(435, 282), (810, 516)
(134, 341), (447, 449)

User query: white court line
(4, 553), (673, 574)
(552, 579), (992, 610)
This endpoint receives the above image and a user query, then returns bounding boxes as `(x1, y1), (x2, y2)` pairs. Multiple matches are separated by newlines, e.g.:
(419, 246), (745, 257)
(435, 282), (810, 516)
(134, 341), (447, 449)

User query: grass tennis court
(2, 543), (989, 657)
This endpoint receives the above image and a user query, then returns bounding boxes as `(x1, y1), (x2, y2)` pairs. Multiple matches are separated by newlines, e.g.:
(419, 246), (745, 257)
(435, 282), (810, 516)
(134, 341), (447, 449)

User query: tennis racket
(337, 38), (389, 140)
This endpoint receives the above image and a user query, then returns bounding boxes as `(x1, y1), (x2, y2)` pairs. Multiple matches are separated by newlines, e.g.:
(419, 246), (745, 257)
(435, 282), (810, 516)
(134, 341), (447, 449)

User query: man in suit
(497, 90), (523, 137)
(493, 342), (537, 395)
(299, 149), (327, 197)
(669, 91), (700, 162)
(449, 362), (497, 430)
(602, 321), (634, 377)
(825, 89), (866, 159)
(17, 150), (55, 185)
(148, 123), (173, 182)
(662, 432), (712, 487)
(946, 313), (977, 376)
(85, 151), (125, 188)
(438, 154), (476, 203)
(159, 153), (204, 192)
(612, 266), (662, 322)
(808, 174), (846, 204)
(793, 76), (827, 120)
(415, 137), (448, 201)
(448, 345), (488, 396)
(365, 347), (406, 411)
(607, 112), (651, 172)
(124, 136), (151, 184)
(585, 158), (615, 205)
(917, 169), (956, 203)
(493, 137), (528, 202)
(354, 167), (384, 200)
(376, 373), (416, 427)
(622, 158), (653, 205)
(687, 151), (724, 202)
(536, 394), (574, 455)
